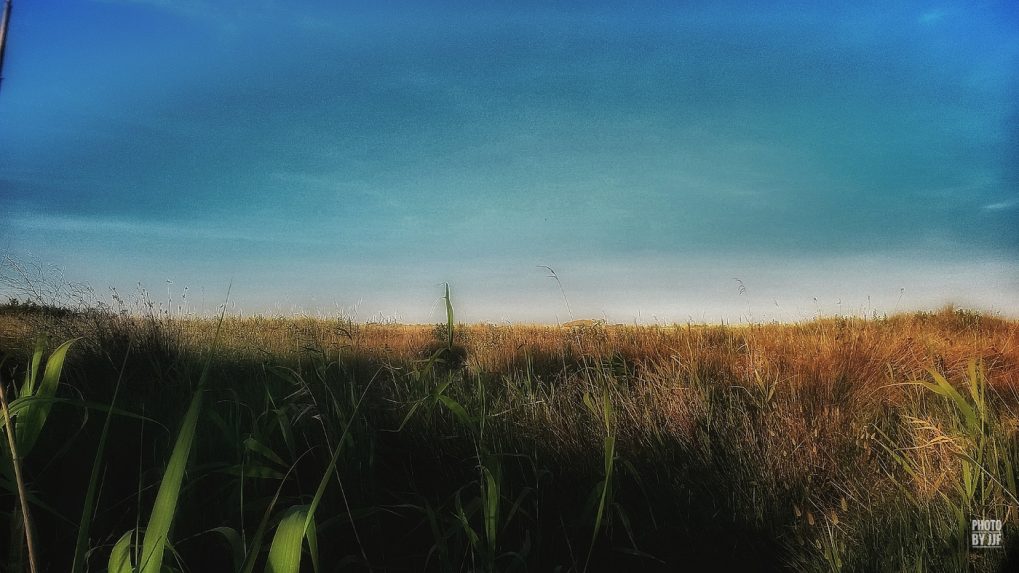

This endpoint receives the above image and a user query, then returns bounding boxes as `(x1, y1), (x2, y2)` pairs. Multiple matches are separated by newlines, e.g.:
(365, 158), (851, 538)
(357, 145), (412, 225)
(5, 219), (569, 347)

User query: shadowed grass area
(0, 303), (1017, 571)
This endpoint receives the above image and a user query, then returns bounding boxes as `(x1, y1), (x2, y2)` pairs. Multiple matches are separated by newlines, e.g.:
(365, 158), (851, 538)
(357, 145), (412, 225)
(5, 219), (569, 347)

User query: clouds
(92, 0), (280, 24)
(983, 199), (1019, 211)
(8, 212), (322, 245)
(2, 1), (1017, 319)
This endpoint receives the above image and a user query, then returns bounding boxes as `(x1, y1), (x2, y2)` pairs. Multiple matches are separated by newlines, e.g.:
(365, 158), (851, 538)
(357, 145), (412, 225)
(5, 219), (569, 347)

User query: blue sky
(1, 0), (1017, 322)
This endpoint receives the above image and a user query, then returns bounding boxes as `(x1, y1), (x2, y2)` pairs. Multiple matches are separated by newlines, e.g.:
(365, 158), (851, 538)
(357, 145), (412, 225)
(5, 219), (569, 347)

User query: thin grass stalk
(239, 450), (312, 573)
(71, 346), (129, 573)
(583, 388), (615, 573)
(263, 373), (378, 573)
(0, 369), (39, 573)
(444, 283), (454, 350)
(139, 289), (229, 573)
(323, 388), (370, 567)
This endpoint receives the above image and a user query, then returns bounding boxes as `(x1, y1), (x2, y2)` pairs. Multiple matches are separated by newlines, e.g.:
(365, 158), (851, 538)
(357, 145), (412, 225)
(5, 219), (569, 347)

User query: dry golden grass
(151, 309), (1018, 390)
(5, 306), (1017, 406)
(1, 304), (1016, 570)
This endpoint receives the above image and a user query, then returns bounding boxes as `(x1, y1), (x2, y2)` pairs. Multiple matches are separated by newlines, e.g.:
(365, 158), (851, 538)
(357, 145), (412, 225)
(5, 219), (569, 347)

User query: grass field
(0, 300), (1017, 571)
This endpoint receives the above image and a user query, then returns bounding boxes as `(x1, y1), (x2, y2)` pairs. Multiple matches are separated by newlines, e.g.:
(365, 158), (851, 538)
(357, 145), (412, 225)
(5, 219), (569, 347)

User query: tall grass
(0, 301), (1016, 571)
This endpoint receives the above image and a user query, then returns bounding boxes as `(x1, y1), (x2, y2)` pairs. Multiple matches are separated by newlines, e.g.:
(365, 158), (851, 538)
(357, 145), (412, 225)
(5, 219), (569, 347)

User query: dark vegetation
(0, 296), (1017, 571)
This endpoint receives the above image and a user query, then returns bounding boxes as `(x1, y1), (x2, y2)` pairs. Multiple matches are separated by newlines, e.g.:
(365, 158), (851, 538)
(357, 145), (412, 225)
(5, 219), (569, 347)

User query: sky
(1, 0), (1017, 323)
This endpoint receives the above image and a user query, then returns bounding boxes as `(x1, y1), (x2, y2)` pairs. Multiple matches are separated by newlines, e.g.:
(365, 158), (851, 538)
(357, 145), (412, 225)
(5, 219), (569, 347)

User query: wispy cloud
(10, 213), (321, 245)
(95, 0), (214, 18)
(918, 8), (949, 25)
(982, 198), (1019, 211)
(92, 0), (277, 25)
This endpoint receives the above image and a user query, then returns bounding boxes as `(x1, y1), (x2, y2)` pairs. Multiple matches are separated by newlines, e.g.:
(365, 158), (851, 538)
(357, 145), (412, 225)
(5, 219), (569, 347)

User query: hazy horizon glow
(1, 1), (1017, 323)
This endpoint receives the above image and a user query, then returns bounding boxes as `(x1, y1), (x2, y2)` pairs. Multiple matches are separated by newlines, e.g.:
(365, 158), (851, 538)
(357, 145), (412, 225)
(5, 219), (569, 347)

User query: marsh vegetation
(0, 297), (1017, 571)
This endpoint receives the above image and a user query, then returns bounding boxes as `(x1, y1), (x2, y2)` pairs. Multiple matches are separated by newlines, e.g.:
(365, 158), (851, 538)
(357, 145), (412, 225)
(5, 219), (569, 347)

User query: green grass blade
(395, 399), (423, 432)
(71, 349), (127, 573)
(108, 529), (135, 573)
(585, 392), (615, 573)
(303, 378), (375, 534)
(602, 392), (614, 436)
(453, 491), (481, 549)
(264, 505), (310, 573)
(240, 455), (306, 573)
(138, 386), (204, 573)
(482, 466), (499, 553)
(582, 391), (597, 417)
(444, 283), (454, 349)
(0, 396), (161, 432)
(584, 477), (610, 573)
(19, 338), (44, 398)
(244, 437), (286, 467)
(205, 526), (245, 571)
(139, 294), (228, 573)
(437, 394), (473, 429)
(927, 370), (979, 432)
(872, 426), (921, 481)
(254, 377), (374, 573)
(603, 434), (615, 479)
(16, 338), (76, 455)
(966, 360), (980, 405)
(307, 515), (320, 573)
(259, 376), (377, 572)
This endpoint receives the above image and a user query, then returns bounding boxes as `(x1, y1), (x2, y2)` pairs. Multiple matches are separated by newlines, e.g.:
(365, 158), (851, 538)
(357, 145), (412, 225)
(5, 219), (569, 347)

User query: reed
(0, 299), (1015, 571)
